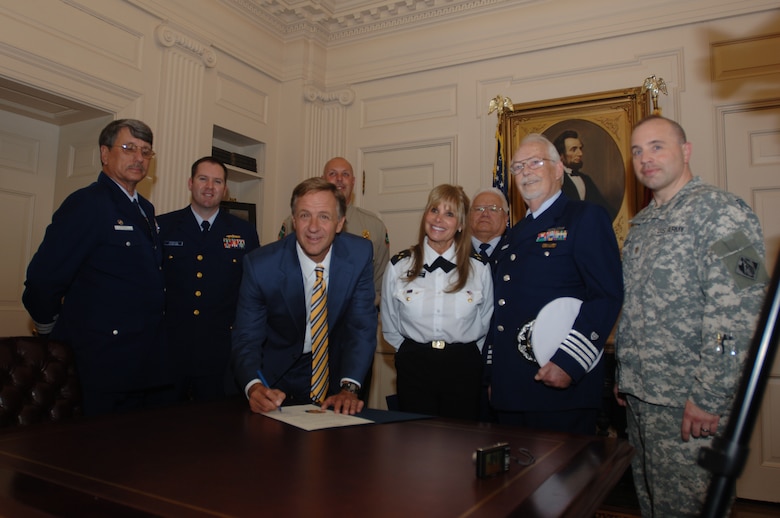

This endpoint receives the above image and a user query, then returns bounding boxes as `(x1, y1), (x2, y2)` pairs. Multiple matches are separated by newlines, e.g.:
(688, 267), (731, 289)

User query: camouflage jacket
(616, 177), (768, 415)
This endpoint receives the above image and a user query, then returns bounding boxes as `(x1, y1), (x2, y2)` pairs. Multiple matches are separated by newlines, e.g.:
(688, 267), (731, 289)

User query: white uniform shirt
(380, 238), (494, 351)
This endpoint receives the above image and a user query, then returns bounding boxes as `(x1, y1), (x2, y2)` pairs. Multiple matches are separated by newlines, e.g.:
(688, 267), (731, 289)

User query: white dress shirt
(380, 238), (494, 351)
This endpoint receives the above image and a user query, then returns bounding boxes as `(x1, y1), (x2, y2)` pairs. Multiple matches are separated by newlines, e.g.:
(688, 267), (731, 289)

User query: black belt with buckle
(402, 338), (475, 350)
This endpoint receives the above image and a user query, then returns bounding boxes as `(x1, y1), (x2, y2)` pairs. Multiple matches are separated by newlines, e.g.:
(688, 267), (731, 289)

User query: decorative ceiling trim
(226, 0), (521, 43)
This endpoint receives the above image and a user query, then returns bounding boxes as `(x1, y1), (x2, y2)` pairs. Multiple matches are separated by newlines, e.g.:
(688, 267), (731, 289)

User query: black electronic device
(474, 442), (511, 478)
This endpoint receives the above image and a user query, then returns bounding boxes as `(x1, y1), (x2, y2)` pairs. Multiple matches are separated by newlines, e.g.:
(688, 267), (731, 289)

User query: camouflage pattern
(617, 177), (768, 413)
(279, 204), (390, 303)
(626, 395), (731, 517)
(616, 177), (768, 517)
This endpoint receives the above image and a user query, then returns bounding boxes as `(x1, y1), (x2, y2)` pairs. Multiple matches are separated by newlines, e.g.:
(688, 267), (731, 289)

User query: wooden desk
(0, 399), (632, 517)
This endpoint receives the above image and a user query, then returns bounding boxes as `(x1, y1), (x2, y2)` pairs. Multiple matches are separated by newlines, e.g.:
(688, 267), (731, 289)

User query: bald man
(278, 157), (389, 306)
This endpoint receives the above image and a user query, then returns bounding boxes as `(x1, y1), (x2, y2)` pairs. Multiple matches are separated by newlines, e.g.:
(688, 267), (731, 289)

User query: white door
(360, 139), (455, 409)
(724, 103), (780, 503)
(0, 111), (58, 335)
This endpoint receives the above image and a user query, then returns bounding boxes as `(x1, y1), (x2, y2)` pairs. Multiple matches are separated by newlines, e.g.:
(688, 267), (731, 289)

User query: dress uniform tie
(424, 256), (456, 273)
(478, 242), (490, 258)
(201, 220), (210, 232)
(310, 265), (329, 403)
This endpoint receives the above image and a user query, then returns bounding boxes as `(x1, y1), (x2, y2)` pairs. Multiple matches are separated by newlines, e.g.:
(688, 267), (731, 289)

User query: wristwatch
(340, 381), (360, 394)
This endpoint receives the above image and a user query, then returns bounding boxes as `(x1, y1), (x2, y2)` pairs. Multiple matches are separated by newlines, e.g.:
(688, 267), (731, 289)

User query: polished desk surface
(0, 399), (632, 517)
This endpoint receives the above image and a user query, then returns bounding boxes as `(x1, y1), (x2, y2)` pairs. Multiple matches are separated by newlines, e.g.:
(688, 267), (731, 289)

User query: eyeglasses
(510, 157), (551, 175)
(114, 143), (156, 159)
(471, 205), (505, 214)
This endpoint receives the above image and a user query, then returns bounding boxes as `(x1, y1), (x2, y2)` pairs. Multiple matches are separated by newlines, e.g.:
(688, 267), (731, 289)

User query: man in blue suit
(22, 119), (172, 416)
(232, 177), (377, 415)
(486, 133), (623, 435)
(158, 157), (260, 402)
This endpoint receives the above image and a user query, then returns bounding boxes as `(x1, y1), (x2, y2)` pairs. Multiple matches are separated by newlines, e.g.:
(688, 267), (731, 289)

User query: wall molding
(155, 23), (217, 68)
(303, 85), (356, 106)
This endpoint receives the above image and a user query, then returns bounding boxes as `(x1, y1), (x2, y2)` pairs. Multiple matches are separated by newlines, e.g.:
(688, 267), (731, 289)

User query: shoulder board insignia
(471, 249), (489, 264)
(391, 249), (412, 265)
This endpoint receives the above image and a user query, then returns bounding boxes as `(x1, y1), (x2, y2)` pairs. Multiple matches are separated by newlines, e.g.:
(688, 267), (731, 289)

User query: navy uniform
(471, 232), (508, 273)
(23, 172), (169, 415)
(158, 207), (260, 401)
(487, 193), (623, 434)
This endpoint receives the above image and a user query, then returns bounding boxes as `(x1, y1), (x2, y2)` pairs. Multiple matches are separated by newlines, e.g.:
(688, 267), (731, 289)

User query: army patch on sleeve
(736, 256), (758, 281)
(711, 231), (769, 290)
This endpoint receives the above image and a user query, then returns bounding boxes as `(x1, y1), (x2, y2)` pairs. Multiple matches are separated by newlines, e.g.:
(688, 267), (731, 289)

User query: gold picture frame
(503, 87), (649, 248)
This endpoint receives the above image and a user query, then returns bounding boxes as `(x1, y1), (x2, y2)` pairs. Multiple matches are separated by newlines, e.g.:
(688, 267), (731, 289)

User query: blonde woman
(381, 184), (493, 420)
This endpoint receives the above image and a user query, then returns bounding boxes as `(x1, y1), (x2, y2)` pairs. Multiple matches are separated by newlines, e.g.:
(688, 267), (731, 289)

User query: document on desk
(263, 404), (374, 431)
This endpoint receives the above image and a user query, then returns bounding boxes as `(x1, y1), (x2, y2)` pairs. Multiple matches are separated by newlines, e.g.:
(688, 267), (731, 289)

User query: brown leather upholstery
(0, 336), (82, 427)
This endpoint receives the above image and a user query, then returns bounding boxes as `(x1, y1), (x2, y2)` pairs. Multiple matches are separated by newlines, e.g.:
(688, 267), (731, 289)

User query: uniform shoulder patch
(391, 249), (412, 265)
(711, 230), (770, 290)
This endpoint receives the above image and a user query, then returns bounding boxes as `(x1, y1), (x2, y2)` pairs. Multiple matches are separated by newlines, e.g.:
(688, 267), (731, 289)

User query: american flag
(492, 127), (508, 198)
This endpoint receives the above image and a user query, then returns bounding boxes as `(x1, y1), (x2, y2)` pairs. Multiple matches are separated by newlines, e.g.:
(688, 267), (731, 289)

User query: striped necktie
(310, 265), (329, 403)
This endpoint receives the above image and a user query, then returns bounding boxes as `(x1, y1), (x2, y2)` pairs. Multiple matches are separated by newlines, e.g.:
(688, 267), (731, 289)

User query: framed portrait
(503, 87), (649, 248)
(220, 201), (257, 227)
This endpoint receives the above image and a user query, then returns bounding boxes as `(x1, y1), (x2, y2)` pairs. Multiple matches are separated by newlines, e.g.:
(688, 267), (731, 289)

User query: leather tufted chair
(0, 336), (82, 427)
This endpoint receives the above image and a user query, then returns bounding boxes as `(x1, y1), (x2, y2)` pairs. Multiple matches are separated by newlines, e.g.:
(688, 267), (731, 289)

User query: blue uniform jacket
(158, 207), (259, 376)
(472, 231), (509, 273)
(22, 172), (168, 392)
(487, 194), (623, 412)
(231, 232), (377, 397)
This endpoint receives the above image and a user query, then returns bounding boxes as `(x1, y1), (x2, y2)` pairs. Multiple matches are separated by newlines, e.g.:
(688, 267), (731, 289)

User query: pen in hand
(256, 369), (282, 412)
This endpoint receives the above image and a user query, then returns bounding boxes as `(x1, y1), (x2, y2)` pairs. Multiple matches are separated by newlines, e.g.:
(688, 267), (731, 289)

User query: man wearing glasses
(484, 133), (623, 434)
(23, 119), (173, 416)
(469, 187), (509, 269)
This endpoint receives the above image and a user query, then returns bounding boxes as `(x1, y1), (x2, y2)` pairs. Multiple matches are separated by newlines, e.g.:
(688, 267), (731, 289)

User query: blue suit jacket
(231, 232), (377, 397)
(158, 207), (259, 376)
(22, 172), (168, 392)
(487, 194), (623, 412)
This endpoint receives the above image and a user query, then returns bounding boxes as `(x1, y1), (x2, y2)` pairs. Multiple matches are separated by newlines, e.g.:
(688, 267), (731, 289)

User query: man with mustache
(485, 133), (623, 434)
(23, 119), (173, 416)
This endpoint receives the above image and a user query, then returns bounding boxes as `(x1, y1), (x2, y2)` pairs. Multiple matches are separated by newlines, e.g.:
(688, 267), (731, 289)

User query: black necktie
(424, 256), (456, 273)
(133, 199), (153, 237)
(201, 220), (210, 232)
(478, 242), (490, 258)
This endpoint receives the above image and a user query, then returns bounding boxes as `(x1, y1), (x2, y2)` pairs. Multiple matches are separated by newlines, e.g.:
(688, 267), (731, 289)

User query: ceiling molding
(225, 0), (525, 43)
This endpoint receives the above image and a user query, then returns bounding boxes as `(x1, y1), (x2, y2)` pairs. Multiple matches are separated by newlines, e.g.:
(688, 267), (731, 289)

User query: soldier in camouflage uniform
(278, 157), (389, 307)
(615, 116), (769, 517)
